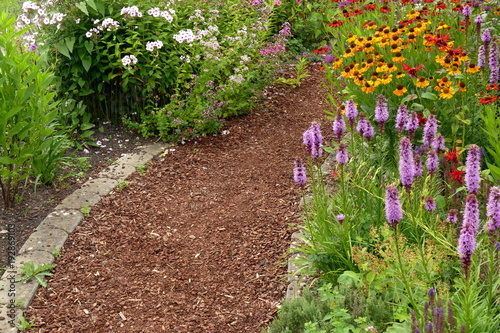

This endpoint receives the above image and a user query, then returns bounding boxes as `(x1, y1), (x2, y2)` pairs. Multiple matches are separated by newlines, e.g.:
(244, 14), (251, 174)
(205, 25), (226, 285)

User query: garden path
(24, 66), (328, 332)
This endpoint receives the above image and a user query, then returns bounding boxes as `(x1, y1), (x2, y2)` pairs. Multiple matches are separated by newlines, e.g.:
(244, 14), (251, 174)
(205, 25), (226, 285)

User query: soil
(19, 65), (328, 332)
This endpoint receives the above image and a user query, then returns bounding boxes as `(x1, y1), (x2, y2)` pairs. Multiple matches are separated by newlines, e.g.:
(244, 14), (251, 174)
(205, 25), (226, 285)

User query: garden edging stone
(0, 143), (166, 333)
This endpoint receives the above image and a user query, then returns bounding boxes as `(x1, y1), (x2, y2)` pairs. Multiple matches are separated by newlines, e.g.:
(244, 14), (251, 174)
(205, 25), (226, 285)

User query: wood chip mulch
(24, 68), (327, 332)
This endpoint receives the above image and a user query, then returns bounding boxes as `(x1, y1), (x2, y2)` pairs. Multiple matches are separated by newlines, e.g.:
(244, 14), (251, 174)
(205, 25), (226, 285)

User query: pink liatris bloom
(345, 99), (358, 129)
(422, 114), (438, 148)
(426, 149), (439, 175)
(405, 111), (419, 140)
(425, 196), (437, 211)
(464, 193), (480, 231)
(465, 144), (481, 194)
(395, 104), (408, 133)
(293, 158), (307, 187)
(385, 185), (403, 228)
(303, 122), (323, 159)
(399, 137), (415, 191)
(356, 113), (374, 141)
(336, 143), (349, 165)
(332, 114), (345, 143)
(374, 94), (389, 133)
(486, 186), (500, 232)
(488, 41), (498, 83)
(447, 209), (459, 223)
(458, 222), (476, 277)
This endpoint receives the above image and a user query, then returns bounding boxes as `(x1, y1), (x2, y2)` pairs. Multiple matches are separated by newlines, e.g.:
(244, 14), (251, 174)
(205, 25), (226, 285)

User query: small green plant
(16, 262), (56, 288)
(15, 299), (25, 309)
(53, 246), (61, 258)
(15, 315), (36, 331)
(275, 58), (311, 88)
(81, 204), (91, 216)
(135, 164), (147, 176)
(118, 180), (129, 191)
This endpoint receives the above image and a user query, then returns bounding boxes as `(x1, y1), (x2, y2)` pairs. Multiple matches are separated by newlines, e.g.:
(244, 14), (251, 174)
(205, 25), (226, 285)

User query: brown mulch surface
(24, 68), (327, 332)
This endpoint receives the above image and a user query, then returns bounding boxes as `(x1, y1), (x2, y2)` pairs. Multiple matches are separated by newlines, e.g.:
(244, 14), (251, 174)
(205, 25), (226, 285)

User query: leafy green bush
(0, 11), (65, 207)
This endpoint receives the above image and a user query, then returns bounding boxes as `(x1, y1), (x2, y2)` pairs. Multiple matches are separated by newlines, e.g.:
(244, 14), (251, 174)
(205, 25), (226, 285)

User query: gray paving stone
(36, 209), (84, 234)
(55, 178), (118, 210)
(140, 142), (168, 156)
(18, 228), (68, 255)
(98, 151), (154, 180)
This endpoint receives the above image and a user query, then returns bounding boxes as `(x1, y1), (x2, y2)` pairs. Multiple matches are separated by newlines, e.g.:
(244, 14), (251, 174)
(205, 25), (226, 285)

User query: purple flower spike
(478, 45), (486, 67)
(324, 55), (335, 63)
(399, 137), (415, 191)
(458, 222), (476, 277)
(303, 122), (323, 159)
(395, 104), (408, 133)
(431, 135), (445, 152)
(332, 114), (345, 143)
(486, 187), (500, 232)
(482, 28), (492, 42)
(426, 149), (439, 175)
(465, 144), (481, 194)
(385, 185), (403, 228)
(462, 4), (472, 17)
(464, 193), (480, 231)
(414, 154), (423, 177)
(447, 209), (459, 223)
(357, 113), (375, 141)
(489, 42), (498, 83)
(425, 196), (437, 211)
(423, 114), (438, 148)
(345, 99), (358, 129)
(336, 143), (349, 165)
(293, 158), (307, 187)
(375, 94), (389, 133)
(405, 111), (419, 140)
(337, 214), (345, 224)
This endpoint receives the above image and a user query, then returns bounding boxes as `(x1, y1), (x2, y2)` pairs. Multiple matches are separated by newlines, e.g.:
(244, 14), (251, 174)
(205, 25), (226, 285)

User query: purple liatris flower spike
(464, 193), (480, 231)
(426, 149), (439, 175)
(395, 104), (408, 133)
(425, 196), (437, 211)
(324, 55), (335, 63)
(431, 135), (445, 152)
(345, 99), (358, 129)
(482, 28), (492, 42)
(357, 113), (374, 141)
(465, 144), (481, 194)
(414, 154), (423, 177)
(423, 114), (438, 148)
(462, 4), (472, 17)
(478, 45), (486, 67)
(336, 143), (349, 165)
(486, 186), (500, 232)
(375, 94), (389, 133)
(385, 185), (403, 228)
(303, 122), (323, 159)
(332, 114), (345, 143)
(489, 41), (498, 83)
(293, 158), (307, 186)
(405, 111), (419, 139)
(458, 222), (476, 276)
(337, 214), (345, 224)
(447, 209), (459, 223)
(399, 137), (415, 191)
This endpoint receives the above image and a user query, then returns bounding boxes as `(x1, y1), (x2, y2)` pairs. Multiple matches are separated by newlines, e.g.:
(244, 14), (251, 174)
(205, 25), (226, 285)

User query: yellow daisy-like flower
(364, 43), (375, 53)
(390, 44), (402, 53)
(394, 84), (407, 96)
(341, 66), (354, 78)
(346, 33), (357, 44)
(406, 9), (420, 19)
(437, 22), (451, 30)
(447, 65), (461, 76)
(378, 37), (391, 48)
(386, 62), (398, 73)
(332, 57), (343, 70)
(407, 33), (417, 44)
(423, 34), (435, 47)
(361, 82), (375, 93)
(343, 48), (355, 58)
(392, 53), (406, 63)
(457, 81), (466, 92)
(354, 74), (365, 86)
(439, 87), (454, 99)
(466, 63), (480, 73)
(436, 76), (452, 88)
(416, 76), (430, 88)
(380, 73), (393, 85)
(396, 72), (406, 79)
(376, 62), (389, 73)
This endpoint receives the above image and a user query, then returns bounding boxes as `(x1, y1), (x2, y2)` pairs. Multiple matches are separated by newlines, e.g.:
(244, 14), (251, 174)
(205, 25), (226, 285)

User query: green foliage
(481, 105), (500, 183)
(15, 315), (37, 331)
(80, 203), (91, 216)
(275, 58), (311, 88)
(0, 11), (65, 207)
(117, 180), (129, 191)
(16, 262), (57, 288)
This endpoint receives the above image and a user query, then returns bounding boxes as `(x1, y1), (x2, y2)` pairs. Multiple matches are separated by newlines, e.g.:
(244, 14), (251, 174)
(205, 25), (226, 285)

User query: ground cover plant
(275, 0), (500, 332)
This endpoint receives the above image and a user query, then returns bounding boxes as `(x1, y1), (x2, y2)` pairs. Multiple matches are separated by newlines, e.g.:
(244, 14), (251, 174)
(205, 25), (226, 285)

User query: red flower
(479, 95), (498, 104)
(313, 47), (329, 54)
(486, 83), (499, 91)
(380, 5), (391, 13)
(328, 20), (343, 28)
(402, 63), (425, 78)
(444, 148), (462, 164)
(417, 112), (427, 127)
(365, 3), (376, 10)
(448, 169), (465, 184)
(435, 1), (447, 9)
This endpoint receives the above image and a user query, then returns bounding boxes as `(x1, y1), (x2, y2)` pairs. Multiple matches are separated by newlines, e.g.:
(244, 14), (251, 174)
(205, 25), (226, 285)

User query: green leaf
(421, 92), (438, 100)
(84, 40), (94, 54)
(81, 56), (92, 72)
(0, 157), (16, 164)
(65, 37), (76, 53)
(57, 41), (71, 59)
(87, 0), (97, 11)
(75, 1), (88, 15)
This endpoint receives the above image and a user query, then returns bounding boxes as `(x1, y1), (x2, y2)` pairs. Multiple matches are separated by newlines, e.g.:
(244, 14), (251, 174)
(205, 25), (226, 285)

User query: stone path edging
(0, 143), (167, 332)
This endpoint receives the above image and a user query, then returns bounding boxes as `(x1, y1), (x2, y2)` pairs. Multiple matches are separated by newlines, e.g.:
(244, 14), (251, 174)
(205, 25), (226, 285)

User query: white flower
(85, 31), (92, 38)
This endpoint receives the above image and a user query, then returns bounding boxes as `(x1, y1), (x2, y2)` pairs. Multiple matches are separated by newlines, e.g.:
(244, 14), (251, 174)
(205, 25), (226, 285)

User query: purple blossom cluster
(489, 41), (499, 83)
(374, 94), (389, 133)
(293, 158), (307, 187)
(356, 113), (374, 141)
(399, 137), (415, 191)
(385, 185), (403, 228)
(332, 114), (345, 143)
(345, 99), (358, 129)
(487, 187), (500, 232)
(303, 122), (323, 159)
(465, 144), (481, 194)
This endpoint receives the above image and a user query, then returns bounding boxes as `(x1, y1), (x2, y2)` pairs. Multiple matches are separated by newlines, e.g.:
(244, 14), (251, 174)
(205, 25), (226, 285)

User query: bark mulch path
(24, 68), (327, 332)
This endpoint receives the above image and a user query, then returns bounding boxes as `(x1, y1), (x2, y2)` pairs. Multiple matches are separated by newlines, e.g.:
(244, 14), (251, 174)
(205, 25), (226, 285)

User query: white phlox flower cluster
(121, 54), (138, 67)
(173, 29), (197, 44)
(180, 55), (190, 63)
(85, 18), (119, 38)
(240, 55), (251, 63)
(121, 6), (143, 18)
(17, 1), (65, 48)
(189, 9), (204, 21)
(199, 37), (220, 50)
(146, 40), (163, 51)
(147, 7), (175, 22)
(229, 73), (245, 84)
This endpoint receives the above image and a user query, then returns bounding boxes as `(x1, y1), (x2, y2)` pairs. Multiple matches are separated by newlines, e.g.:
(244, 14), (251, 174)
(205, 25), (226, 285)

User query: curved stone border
(0, 143), (167, 332)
